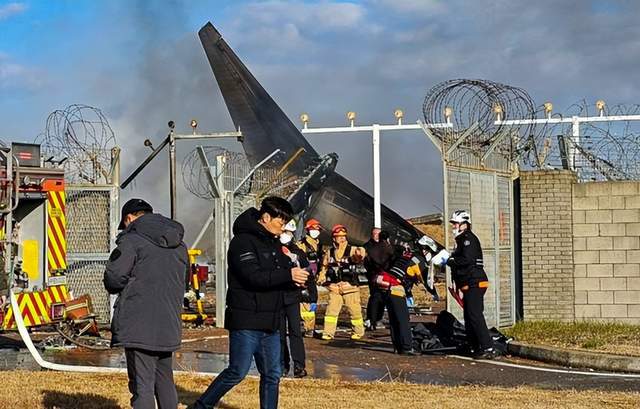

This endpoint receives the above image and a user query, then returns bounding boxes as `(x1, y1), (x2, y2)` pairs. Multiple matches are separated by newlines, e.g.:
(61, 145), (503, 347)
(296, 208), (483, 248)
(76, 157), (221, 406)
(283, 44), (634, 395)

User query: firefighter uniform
(379, 247), (425, 354)
(297, 232), (322, 335)
(447, 228), (493, 355)
(320, 225), (366, 340)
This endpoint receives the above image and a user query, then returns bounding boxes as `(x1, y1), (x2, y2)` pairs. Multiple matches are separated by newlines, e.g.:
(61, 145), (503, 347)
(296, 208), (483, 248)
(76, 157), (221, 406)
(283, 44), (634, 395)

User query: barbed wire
(422, 79), (536, 149)
(423, 79), (640, 181)
(181, 147), (290, 200)
(36, 104), (117, 184)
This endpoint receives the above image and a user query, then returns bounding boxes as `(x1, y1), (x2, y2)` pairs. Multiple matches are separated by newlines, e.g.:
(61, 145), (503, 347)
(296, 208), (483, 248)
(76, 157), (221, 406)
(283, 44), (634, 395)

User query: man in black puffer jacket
(190, 196), (309, 409)
(104, 198), (188, 409)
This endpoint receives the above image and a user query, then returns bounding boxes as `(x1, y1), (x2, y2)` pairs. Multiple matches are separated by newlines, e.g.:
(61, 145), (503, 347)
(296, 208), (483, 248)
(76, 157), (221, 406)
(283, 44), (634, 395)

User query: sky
(1, 0), (639, 244)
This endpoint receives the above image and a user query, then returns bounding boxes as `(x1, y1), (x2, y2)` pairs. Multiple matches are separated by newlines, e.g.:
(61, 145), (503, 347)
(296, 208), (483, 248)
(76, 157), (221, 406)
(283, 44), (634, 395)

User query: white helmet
(417, 235), (437, 253)
(449, 210), (471, 225)
(284, 219), (297, 232)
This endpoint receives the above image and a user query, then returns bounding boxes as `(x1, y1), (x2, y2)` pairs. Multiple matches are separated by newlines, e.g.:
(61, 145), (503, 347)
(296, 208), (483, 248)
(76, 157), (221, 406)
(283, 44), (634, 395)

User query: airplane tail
(198, 22), (319, 174)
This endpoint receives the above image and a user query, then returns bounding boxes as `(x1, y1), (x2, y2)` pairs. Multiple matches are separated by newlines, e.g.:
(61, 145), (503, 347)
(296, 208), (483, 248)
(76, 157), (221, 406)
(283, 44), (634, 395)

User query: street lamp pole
(301, 115), (451, 229)
(494, 103), (640, 172)
(120, 119), (242, 221)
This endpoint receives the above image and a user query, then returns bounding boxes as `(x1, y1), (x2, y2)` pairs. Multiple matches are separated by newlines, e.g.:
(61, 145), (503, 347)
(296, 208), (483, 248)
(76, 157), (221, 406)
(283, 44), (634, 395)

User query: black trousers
(280, 302), (306, 371)
(366, 284), (385, 324)
(463, 287), (493, 351)
(125, 348), (177, 409)
(382, 290), (412, 352)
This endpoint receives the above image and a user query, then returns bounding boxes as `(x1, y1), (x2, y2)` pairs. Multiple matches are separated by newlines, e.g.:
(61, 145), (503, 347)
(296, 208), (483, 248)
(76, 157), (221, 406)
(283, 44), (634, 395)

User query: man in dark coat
(104, 198), (188, 409)
(279, 219), (310, 378)
(189, 196), (309, 409)
(364, 228), (385, 330)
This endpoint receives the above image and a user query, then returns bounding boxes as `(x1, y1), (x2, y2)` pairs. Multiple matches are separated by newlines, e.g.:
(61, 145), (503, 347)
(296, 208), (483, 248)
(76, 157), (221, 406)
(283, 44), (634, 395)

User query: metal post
(110, 147), (121, 187)
(4, 150), (13, 284)
(169, 130), (177, 220)
(372, 124), (382, 228)
(191, 214), (214, 249)
(493, 173), (501, 327)
(571, 116), (580, 172)
(214, 155), (227, 328)
(302, 121), (452, 229)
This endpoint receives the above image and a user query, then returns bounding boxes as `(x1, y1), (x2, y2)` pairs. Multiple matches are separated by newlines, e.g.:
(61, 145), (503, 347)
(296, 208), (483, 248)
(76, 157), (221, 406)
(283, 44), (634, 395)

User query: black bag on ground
(411, 323), (446, 353)
(434, 310), (469, 349)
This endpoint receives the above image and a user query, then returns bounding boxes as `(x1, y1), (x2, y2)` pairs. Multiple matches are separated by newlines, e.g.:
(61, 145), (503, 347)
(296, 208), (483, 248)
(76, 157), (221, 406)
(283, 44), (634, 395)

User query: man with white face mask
(280, 220), (309, 377)
(296, 219), (323, 336)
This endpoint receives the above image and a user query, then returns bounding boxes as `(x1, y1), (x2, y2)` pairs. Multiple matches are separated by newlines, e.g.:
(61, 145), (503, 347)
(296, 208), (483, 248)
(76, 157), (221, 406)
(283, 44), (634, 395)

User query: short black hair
(259, 196), (293, 222)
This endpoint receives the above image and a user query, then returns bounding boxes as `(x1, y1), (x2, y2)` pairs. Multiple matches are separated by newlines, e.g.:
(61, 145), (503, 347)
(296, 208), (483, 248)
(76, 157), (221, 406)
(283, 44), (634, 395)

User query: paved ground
(2, 322), (639, 393)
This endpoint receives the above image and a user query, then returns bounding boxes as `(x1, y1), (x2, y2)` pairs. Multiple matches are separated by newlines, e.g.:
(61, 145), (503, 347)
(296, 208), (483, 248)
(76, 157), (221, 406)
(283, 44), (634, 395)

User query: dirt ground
(0, 370), (638, 409)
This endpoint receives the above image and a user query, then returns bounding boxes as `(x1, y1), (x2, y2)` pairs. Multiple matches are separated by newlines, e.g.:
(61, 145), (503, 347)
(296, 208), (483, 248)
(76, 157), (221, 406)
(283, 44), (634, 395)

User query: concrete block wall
(573, 181), (640, 324)
(520, 170), (576, 321)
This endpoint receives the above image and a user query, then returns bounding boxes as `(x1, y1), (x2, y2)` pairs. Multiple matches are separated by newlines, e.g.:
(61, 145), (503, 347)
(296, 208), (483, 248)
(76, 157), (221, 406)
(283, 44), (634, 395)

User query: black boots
(293, 367), (308, 378)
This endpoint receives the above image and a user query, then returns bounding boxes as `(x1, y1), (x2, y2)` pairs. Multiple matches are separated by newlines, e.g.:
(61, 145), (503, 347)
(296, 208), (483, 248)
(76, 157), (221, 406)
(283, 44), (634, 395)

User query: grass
(0, 370), (638, 409)
(504, 320), (640, 356)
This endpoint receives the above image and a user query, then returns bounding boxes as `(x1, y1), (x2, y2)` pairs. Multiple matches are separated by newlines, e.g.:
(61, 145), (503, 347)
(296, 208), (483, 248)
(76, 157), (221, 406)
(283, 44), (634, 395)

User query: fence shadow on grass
(42, 390), (120, 409)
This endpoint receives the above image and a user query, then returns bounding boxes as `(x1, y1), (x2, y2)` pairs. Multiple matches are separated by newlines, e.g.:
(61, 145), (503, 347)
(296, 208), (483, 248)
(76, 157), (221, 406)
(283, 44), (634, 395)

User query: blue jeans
(194, 330), (282, 409)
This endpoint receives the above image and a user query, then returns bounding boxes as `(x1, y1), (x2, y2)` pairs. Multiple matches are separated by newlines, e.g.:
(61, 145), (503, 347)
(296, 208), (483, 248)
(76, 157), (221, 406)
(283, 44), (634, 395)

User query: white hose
(14, 293), (639, 381)
(451, 354), (640, 378)
(10, 292), (229, 377)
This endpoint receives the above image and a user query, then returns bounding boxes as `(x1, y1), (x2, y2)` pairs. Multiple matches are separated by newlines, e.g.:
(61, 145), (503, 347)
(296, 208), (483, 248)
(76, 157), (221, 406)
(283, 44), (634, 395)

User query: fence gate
(65, 185), (119, 324)
(444, 166), (515, 328)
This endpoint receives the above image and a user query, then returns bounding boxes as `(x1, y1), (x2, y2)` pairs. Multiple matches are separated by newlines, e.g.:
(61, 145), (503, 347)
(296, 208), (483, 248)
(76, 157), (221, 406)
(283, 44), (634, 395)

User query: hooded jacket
(225, 208), (294, 331)
(104, 213), (188, 352)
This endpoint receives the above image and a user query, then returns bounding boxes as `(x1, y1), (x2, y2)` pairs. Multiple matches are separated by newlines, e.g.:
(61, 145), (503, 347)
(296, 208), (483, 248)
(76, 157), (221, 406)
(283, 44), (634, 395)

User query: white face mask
(309, 229), (320, 239)
(453, 227), (462, 238)
(280, 233), (293, 245)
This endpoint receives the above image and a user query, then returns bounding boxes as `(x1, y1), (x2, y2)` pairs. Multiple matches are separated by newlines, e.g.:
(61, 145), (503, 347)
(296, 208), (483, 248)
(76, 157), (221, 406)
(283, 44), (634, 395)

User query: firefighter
(415, 235), (441, 302)
(371, 233), (421, 355)
(296, 218), (322, 337)
(434, 210), (495, 359)
(280, 220), (309, 378)
(320, 224), (366, 340)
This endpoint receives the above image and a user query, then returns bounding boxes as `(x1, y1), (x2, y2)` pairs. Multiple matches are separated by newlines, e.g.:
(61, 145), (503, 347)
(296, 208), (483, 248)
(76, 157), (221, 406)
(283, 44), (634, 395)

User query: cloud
(6, 0), (640, 241)
(0, 53), (46, 91)
(243, 1), (365, 30)
(225, 1), (369, 54)
(373, 0), (446, 15)
(0, 2), (27, 20)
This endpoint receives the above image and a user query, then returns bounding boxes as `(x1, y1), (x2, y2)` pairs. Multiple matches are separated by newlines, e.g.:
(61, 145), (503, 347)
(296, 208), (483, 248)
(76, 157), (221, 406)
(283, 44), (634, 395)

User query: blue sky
(1, 0), (639, 240)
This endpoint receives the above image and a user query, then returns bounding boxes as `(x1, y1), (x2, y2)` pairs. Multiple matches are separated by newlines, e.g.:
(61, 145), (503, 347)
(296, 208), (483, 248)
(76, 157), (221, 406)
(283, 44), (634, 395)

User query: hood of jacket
(233, 207), (277, 240)
(122, 213), (185, 248)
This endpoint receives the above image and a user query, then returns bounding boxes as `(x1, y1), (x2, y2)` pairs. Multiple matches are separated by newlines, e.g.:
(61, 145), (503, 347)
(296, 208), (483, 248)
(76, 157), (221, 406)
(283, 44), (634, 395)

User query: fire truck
(0, 142), (105, 349)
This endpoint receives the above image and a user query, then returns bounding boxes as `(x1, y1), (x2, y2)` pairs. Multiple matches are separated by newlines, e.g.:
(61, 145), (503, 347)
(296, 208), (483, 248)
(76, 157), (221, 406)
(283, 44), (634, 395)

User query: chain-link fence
(65, 185), (118, 323)
(205, 150), (293, 328)
(445, 167), (515, 328)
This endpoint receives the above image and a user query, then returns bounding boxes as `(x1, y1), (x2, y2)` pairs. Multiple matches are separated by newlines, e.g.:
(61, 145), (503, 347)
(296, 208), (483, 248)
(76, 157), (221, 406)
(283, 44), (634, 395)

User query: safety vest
(329, 244), (352, 266)
(327, 245), (358, 285)
(302, 237), (322, 263)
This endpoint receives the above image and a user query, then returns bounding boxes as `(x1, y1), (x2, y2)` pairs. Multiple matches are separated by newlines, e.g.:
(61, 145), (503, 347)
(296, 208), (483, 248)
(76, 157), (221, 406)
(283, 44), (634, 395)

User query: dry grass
(504, 320), (640, 357)
(0, 370), (638, 409)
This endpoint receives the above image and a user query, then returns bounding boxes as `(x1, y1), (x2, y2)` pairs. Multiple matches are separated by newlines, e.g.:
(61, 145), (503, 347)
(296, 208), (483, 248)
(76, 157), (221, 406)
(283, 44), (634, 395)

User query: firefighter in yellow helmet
(320, 224), (366, 340)
(296, 218), (323, 337)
